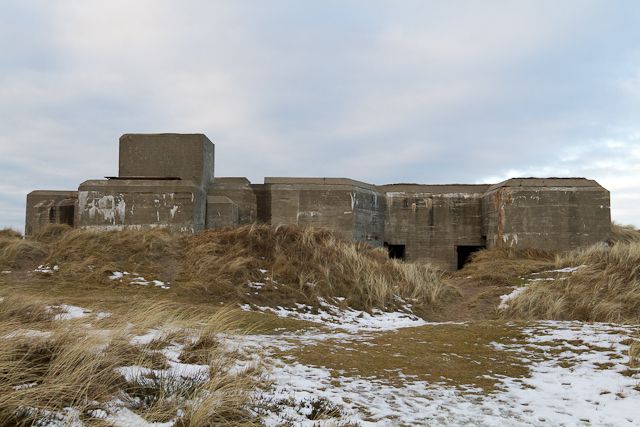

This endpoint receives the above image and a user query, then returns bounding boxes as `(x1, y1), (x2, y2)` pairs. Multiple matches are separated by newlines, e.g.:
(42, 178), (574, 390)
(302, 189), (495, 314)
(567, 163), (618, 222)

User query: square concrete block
(119, 133), (214, 187)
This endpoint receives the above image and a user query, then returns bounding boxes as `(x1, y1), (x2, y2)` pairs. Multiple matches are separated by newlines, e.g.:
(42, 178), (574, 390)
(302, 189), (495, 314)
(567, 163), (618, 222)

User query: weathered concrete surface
(482, 178), (611, 251)
(265, 178), (385, 245)
(119, 134), (214, 187)
(207, 178), (257, 225)
(206, 196), (239, 229)
(25, 191), (77, 236)
(76, 179), (205, 232)
(381, 185), (490, 270)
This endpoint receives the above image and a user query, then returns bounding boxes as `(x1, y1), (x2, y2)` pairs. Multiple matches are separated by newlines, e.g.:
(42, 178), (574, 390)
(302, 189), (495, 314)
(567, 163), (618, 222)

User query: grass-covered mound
(462, 247), (555, 285)
(1, 224), (457, 313)
(183, 225), (457, 311)
(497, 223), (640, 323)
(503, 240), (640, 323)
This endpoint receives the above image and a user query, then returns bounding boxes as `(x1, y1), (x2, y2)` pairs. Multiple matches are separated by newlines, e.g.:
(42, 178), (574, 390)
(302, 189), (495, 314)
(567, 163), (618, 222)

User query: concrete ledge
(213, 177), (251, 185)
(264, 177), (378, 191)
(79, 179), (199, 192)
(487, 178), (603, 192)
(207, 196), (235, 204)
(27, 190), (78, 197)
(381, 184), (491, 194)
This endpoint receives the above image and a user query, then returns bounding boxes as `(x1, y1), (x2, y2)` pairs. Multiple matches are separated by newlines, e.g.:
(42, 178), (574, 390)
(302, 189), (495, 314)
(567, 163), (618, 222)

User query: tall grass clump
(0, 228), (21, 240)
(0, 228), (47, 270)
(41, 226), (184, 283)
(611, 222), (640, 244)
(629, 340), (640, 368)
(183, 224), (457, 311)
(504, 241), (640, 323)
(0, 297), (258, 425)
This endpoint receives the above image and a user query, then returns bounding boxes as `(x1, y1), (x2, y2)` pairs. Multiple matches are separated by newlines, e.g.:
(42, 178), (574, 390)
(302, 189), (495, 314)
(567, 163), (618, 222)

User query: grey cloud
(1, 0), (639, 230)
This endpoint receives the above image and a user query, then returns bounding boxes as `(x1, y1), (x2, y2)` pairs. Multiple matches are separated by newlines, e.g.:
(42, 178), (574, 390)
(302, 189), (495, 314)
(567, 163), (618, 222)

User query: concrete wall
(482, 178), (611, 251)
(381, 185), (489, 270)
(265, 178), (385, 245)
(76, 179), (205, 232)
(25, 191), (78, 236)
(119, 134), (214, 187)
(207, 178), (257, 225)
(205, 196), (239, 229)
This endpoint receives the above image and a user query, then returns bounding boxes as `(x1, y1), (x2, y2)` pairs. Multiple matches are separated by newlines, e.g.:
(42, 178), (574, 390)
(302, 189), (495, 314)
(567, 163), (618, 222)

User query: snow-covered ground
(235, 321), (640, 426)
(240, 270), (427, 332)
(240, 298), (426, 332)
(5, 294), (639, 426)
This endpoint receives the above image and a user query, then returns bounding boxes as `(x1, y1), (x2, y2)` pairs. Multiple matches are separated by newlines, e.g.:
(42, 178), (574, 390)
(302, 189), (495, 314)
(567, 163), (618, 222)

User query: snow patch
(49, 304), (92, 320)
(34, 264), (59, 274)
(498, 287), (527, 310)
(109, 271), (170, 289)
(532, 265), (586, 275)
(241, 298), (426, 332)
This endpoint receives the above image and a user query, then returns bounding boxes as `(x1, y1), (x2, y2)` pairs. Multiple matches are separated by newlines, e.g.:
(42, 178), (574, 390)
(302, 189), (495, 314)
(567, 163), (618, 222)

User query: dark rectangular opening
(58, 205), (75, 227)
(456, 245), (484, 270)
(384, 243), (406, 260)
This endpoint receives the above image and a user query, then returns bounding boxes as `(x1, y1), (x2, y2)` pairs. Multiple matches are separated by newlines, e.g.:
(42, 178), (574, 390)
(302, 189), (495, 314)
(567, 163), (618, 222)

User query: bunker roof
(487, 177), (604, 192)
(264, 177), (377, 191)
(379, 184), (491, 194)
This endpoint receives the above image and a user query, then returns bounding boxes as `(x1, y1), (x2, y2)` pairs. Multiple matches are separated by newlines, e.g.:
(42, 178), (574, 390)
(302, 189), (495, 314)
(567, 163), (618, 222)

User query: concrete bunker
(25, 133), (612, 271)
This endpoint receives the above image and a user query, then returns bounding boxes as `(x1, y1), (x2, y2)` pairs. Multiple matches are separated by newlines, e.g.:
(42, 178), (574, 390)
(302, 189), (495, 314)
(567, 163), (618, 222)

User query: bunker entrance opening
(58, 205), (75, 227)
(456, 245), (484, 270)
(385, 243), (406, 260)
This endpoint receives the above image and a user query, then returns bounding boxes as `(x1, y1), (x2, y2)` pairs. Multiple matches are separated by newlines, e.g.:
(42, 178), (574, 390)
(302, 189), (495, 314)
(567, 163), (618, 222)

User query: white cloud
(479, 133), (640, 225)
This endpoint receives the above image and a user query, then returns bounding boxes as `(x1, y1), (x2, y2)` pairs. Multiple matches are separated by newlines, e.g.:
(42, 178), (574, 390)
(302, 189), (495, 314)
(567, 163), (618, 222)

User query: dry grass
(0, 294), (259, 425)
(0, 229), (47, 270)
(611, 222), (640, 244)
(15, 224), (455, 313)
(284, 321), (527, 391)
(504, 241), (640, 323)
(461, 247), (556, 284)
(0, 229), (21, 239)
(182, 224), (456, 311)
(630, 340), (640, 368)
(45, 227), (183, 284)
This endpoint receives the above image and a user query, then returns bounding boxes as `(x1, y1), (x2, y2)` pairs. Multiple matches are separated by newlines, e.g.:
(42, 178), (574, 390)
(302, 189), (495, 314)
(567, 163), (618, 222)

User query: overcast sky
(1, 1), (639, 231)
